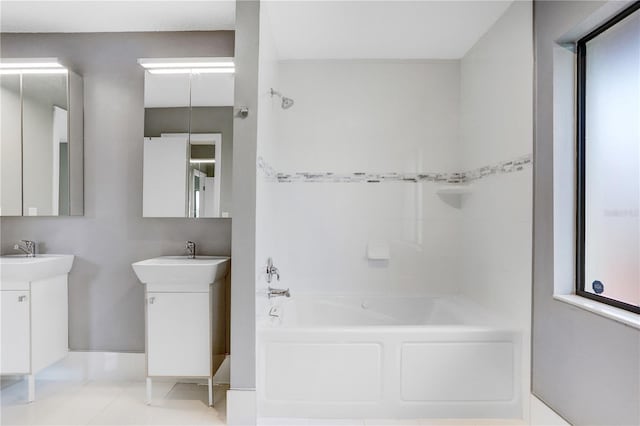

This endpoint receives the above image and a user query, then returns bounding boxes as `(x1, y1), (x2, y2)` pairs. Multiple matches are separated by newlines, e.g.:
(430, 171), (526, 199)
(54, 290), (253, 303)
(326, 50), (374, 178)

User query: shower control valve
(266, 257), (280, 283)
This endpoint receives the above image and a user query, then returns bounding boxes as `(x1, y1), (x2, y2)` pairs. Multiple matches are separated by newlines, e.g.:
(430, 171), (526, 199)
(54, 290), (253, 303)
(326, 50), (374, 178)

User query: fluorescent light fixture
(0, 59), (67, 75)
(0, 68), (68, 75)
(0, 62), (64, 69)
(138, 57), (234, 69)
(190, 159), (216, 164)
(147, 68), (234, 75)
(141, 61), (234, 69)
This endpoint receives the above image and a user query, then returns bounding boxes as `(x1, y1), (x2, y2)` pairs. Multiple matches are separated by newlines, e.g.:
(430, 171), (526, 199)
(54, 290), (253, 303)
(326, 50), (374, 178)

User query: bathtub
(257, 295), (522, 419)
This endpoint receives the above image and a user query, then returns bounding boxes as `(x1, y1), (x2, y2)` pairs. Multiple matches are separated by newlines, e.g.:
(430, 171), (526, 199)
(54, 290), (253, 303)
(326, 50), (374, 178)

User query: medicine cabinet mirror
(141, 57), (234, 218)
(0, 59), (84, 216)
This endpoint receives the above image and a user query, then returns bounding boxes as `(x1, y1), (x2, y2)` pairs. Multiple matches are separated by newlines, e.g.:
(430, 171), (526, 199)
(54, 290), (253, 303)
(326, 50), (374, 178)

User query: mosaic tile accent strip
(256, 153), (532, 184)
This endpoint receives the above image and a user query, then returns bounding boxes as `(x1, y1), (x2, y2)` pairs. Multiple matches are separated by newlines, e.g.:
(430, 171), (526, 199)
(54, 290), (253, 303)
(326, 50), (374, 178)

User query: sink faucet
(266, 257), (280, 283)
(14, 240), (36, 257)
(185, 241), (196, 259)
(268, 286), (290, 299)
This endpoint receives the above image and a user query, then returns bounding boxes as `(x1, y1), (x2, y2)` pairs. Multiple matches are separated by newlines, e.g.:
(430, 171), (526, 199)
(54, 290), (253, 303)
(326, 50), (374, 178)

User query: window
(576, 1), (640, 314)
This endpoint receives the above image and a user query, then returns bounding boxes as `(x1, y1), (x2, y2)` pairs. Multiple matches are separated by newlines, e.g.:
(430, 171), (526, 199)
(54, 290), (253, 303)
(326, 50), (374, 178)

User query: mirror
(0, 61), (84, 216)
(142, 58), (234, 218)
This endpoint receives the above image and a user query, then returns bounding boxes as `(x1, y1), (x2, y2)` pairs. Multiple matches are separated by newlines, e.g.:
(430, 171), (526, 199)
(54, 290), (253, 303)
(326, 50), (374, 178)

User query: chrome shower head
(270, 88), (295, 110)
(281, 96), (294, 109)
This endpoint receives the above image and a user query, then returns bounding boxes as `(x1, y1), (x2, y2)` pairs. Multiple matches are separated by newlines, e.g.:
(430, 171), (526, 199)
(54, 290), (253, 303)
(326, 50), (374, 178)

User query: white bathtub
(257, 295), (522, 419)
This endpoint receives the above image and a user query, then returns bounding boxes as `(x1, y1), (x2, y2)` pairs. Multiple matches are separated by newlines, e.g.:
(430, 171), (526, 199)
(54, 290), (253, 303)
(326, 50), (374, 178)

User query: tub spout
(268, 286), (290, 299)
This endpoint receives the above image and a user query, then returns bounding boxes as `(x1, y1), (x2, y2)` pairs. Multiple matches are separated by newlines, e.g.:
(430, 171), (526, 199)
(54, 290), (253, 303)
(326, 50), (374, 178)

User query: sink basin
(0, 254), (75, 282)
(132, 256), (230, 285)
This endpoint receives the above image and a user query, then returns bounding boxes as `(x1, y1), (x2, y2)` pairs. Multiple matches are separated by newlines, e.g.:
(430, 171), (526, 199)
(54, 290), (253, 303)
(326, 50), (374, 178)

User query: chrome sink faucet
(186, 241), (196, 259)
(14, 240), (36, 257)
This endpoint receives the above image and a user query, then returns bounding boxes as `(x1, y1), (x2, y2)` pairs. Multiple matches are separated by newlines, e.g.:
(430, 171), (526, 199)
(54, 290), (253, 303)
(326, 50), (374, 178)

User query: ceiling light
(138, 58), (235, 70)
(190, 159), (216, 164)
(0, 62), (64, 69)
(141, 61), (234, 69)
(0, 68), (68, 75)
(147, 68), (234, 75)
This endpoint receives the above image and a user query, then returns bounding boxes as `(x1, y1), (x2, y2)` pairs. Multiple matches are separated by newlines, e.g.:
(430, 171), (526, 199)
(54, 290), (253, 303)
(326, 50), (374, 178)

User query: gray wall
(230, 0), (258, 392)
(0, 31), (234, 352)
(144, 106), (234, 214)
(533, 2), (640, 425)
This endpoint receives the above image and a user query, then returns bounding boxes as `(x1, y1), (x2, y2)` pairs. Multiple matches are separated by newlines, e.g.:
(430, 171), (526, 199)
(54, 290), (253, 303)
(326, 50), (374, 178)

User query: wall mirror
(0, 59), (84, 216)
(140, 57), (234, 218)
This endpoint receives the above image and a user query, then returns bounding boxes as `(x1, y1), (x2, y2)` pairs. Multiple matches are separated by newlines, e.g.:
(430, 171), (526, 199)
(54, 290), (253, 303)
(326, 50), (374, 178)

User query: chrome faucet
(14, 240), (36, 257)
(266, 257), (280, 283)
(268, 286), (290, 299)
(186, 241), (196, 259)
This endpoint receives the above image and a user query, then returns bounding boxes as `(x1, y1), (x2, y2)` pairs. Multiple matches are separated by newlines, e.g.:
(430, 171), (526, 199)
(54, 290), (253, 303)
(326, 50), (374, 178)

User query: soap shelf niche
(436, 185), (472, 208)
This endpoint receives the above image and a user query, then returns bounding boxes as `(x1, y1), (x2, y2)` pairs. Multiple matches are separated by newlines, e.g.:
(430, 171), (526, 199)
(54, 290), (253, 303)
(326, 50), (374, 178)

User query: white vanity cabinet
(133, 255), (230, 407)
(0, 254), (74, 402)
(146, 291), (210, 377)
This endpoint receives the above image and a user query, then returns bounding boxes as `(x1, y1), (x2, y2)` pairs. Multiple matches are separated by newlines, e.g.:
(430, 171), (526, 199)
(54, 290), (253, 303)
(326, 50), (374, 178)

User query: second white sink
(132, 256), (230, 285)
(0, 254), (75, 283)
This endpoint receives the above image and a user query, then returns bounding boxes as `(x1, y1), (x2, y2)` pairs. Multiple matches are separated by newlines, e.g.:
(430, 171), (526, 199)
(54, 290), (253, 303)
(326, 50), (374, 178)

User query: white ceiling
(0, 1), (235, 33)
(1, 0), (514, 59)
(264, 1), (514, 59)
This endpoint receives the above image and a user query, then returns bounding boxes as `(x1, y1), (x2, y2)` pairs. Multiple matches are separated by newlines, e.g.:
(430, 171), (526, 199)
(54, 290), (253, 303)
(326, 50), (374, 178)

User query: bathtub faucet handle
(268, 286), (290, 299)
(266, 257), (280, 283)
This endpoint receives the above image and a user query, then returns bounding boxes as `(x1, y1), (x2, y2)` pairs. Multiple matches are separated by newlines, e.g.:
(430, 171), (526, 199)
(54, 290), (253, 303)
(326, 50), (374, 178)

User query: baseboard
(227, 389), (256, 425)
(36, 351), (146, 381)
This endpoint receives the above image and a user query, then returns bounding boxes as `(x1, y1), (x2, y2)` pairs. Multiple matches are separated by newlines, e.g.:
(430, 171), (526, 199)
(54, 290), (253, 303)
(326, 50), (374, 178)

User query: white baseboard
(227, 389), (256, 426)
(37, 351), (146, 381)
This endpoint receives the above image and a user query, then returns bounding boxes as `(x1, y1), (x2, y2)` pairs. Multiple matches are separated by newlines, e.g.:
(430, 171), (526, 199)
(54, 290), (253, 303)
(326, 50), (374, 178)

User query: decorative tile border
(257, 153), (532, 184)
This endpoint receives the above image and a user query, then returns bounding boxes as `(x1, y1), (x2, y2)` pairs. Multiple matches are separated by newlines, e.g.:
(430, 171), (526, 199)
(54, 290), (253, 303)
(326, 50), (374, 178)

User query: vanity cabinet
(133, 255), (230, 407)
(0, 272), (71, 402)
(1, 291), (31, 373)
(146, 291), (210, 377)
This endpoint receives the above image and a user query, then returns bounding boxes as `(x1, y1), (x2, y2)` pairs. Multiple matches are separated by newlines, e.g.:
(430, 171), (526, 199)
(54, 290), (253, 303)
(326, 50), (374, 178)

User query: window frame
(575, 1), (640, 315)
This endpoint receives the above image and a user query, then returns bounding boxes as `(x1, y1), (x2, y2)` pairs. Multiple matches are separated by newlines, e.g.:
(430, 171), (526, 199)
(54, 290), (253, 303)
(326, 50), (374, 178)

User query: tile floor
(1, 378), (227, 425)
(1, 379), (567, 426)
(257, 417), (527, 426)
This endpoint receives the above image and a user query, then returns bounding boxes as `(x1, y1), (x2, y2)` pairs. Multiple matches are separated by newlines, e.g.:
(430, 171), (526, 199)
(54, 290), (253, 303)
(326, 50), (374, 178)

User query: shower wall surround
(458, 1), (533, 421)
(257, 153), (532, 184)
(258, 60), (465, 295)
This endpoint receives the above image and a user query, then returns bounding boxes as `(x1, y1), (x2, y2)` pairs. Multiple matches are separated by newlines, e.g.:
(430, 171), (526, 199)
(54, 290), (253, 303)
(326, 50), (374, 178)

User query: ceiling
(0, 1), (235, 33)
(264, 1), (514, 59)
(1, 0), (514, 59)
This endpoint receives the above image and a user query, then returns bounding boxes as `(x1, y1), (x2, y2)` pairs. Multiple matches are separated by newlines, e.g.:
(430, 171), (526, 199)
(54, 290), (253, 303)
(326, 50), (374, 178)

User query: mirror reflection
(142, 58), (234, 218)
(0, 62), (83, 217)
(22, 73), (69, 216)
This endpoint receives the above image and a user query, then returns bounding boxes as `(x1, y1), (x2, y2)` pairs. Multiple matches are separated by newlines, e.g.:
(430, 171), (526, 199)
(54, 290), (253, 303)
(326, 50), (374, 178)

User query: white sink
(132, 256), (230, 285)
(0, 254), (75, 282)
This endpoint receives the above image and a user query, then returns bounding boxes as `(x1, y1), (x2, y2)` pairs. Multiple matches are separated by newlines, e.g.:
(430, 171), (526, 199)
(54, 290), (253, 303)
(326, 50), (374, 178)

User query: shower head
(280, 96), (294, 109)
(270, 88), (295, 109)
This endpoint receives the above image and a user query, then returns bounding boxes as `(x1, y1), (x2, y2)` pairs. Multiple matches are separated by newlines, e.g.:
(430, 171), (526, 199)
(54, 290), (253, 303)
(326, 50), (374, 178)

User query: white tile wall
(256, 61), (463, 299)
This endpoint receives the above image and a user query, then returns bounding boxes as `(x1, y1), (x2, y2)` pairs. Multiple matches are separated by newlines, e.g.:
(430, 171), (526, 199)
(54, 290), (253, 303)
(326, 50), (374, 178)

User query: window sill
(554, 294), (640, 330)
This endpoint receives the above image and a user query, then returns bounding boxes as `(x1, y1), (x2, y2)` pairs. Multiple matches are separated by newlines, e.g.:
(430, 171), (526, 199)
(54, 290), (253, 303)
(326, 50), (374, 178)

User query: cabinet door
(1, 291), (30, 374)
(147, 292), (210, 377)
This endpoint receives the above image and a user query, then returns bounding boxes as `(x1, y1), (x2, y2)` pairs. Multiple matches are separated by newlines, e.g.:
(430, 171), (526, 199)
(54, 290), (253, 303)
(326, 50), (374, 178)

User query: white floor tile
(365, 419), (421, 426)
(257, 418), (309, 426)
(530, 396), (570, 426)
(418, 420), (478, 426)
(306, 420), (365, 426)
(0, 378), (227, 426)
